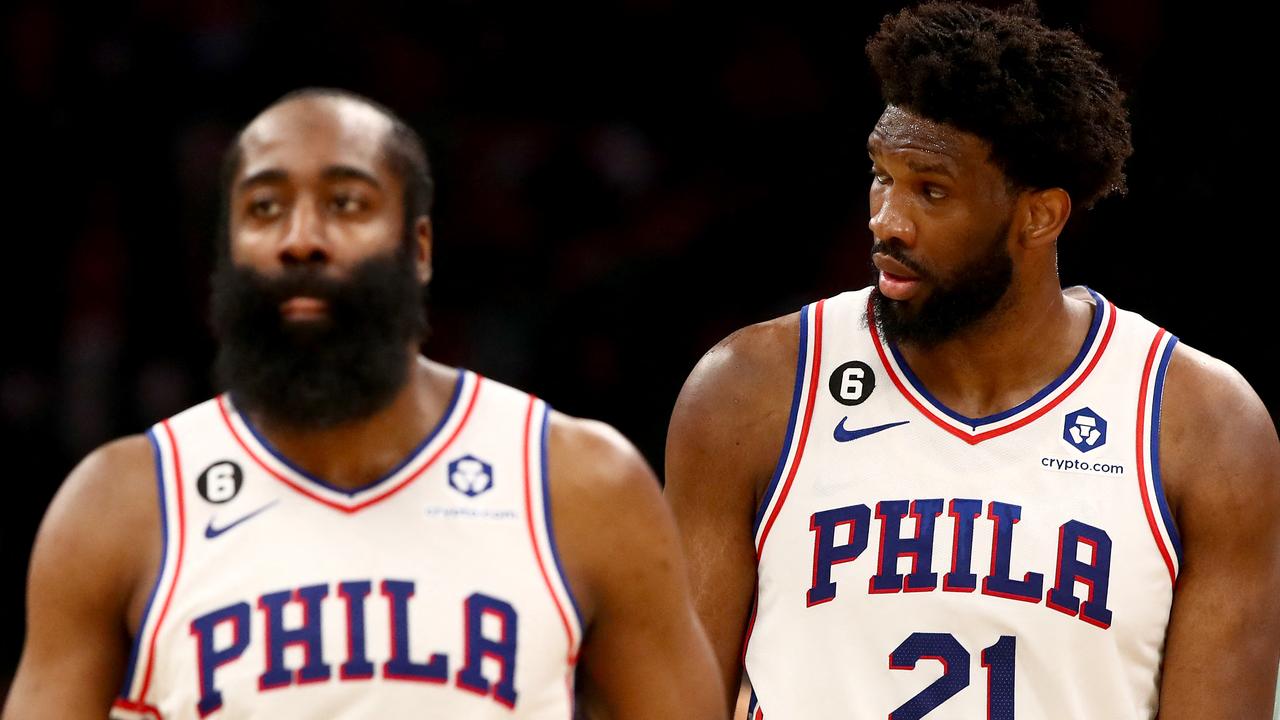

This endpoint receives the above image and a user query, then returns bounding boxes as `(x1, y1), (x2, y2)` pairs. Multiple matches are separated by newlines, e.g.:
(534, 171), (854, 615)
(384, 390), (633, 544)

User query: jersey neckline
(868, 287), (1116, 444)
(218, 368), (480, 512)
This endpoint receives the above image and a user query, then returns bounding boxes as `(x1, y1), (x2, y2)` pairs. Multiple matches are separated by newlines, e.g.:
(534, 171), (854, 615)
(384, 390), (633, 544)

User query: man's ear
(1018, 187), (1071, 250)
(414, 216), (433, 284)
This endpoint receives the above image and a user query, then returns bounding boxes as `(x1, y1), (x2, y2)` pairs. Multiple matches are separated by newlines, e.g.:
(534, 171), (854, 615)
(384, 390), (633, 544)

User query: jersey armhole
(117, 428), (170, 701)
(752, 301), (824, 552)
(109, 697), (164, 720)
(747, 686), (765, 719)
(751, 305), (810, 541)
(118, 422), (187, 707)
(522, 398), (585, 665)
(742, 302), (826, 664)
(1137, 330), (1184, 585)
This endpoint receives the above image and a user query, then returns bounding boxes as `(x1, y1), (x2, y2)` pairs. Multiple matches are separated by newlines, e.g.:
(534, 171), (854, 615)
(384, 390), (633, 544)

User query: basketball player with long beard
(6, 89), (724, 719)
(666, 3), (1280, 718)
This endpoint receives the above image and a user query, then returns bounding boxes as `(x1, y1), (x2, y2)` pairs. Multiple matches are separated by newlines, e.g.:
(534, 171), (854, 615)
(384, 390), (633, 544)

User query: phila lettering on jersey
(743, 287), (1181, 719)
(111, 370), (582, 720)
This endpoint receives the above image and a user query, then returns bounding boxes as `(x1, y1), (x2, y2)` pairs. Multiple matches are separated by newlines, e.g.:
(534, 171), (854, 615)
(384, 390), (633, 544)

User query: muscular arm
(663, 315), (799, 709)
(1156, 345), (1280, 717)
(548, 414), (725, 720)
(4, 436), (159, 720)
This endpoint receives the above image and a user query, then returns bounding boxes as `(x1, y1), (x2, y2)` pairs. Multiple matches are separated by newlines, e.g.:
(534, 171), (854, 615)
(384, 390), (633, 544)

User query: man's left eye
(332, 195), (364, 212)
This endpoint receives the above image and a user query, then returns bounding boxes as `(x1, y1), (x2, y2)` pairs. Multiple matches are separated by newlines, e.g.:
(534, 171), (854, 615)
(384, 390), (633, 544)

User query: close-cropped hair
(216, 88), (434, 256)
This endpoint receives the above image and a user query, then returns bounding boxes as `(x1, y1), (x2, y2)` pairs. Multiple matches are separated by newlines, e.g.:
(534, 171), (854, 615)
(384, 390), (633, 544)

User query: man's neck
(249, 355), (459, 491)
(893, 280), (1095, 420)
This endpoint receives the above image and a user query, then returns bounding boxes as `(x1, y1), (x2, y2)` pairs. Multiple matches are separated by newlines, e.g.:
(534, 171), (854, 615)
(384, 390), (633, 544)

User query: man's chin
(871, 286), (951, 348)
(871, 286), (923, 319)
(280, 317), (335, 343)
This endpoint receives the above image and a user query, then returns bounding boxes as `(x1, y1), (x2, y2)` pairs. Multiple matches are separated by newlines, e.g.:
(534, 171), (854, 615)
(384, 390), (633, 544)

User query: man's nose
(868, 188), (915, 248)
(278, 198), (330, 267)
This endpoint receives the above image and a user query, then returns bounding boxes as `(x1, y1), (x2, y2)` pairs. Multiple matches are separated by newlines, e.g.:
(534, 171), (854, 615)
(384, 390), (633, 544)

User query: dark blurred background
(1, 0), (1272, 692)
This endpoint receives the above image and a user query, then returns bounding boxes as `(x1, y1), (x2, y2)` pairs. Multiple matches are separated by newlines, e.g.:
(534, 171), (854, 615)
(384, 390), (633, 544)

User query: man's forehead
(867, 105), (989, 164)
(237, 97), (393, 177)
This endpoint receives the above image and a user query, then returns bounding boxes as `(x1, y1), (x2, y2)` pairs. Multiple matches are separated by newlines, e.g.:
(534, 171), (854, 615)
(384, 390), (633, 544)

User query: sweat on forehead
(869, 105), (991, 162)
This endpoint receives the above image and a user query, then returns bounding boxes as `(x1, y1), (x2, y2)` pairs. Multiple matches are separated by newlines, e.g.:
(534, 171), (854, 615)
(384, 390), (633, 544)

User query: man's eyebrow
(238, 168), (288, 190)
(322, 165), (382, 188)
(237, 165), (383, 191)
(867, 139), (959, 177)
(905, 158), (956, 177)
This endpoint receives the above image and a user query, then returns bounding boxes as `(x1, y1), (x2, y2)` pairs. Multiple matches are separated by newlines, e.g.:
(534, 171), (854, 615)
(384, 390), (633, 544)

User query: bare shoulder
(546, 411), (656, 501)
(1150, 342), (1280, 714)
(544, 410), (664, 541)
(35, 434), (160, 617)
(49, 434), (156, 517)
(667, 311), (803, 497)
(674, 311), (801, 418)
(544, 411), (671, 623)
(44, 434), (157, 535)
(6, 434), (162, 717)
(1158, 341), (1279, 518)
(662, 310), (806, 701)
(545, 412), (724, 718)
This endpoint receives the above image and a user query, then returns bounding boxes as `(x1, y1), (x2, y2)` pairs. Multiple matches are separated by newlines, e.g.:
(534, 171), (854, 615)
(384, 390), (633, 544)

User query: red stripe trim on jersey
(742, 301), (825, 664)
(111, 698), (164, 719)
(1136, 330), (1177, 586)
(739, 593), (759, 663)
(137, 421), (187, 705)
(755, 299), (825, 559)
(521, 396), (578, 666)
(217, 379), (482, 514)
(869, 300), (1117, 445)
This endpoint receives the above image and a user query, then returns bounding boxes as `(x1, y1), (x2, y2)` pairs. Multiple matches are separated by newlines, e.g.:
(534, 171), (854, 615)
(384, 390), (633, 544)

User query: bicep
(664, 337), (791, 702)
(8, 556), (130, 718)
(663, 403), (760, 702)
(577, 475), (725, 720)
(4, 440), (154, 719)
(1156, 355), (1280, 717)
(1158, 536), (1280, 716)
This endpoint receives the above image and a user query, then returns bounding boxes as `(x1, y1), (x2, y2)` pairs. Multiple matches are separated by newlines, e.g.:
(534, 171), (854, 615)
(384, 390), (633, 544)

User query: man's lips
(279, 296), (329, 320)
(872, 253), (924, 301)
(872, 253), (921, 281)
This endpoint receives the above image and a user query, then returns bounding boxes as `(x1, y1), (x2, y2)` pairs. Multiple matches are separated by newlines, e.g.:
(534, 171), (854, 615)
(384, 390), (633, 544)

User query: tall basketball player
(6, 90), (724, 719)
(666, 3), (1280, 718)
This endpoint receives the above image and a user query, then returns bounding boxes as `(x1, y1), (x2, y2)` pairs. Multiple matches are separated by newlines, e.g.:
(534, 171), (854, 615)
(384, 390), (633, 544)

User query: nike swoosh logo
(205, 501), (278, 539)
(833, 418), (910, 442)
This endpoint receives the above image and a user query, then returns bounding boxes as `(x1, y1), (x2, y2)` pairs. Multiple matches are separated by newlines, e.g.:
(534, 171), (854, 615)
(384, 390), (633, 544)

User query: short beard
(871, 220), (1013, 349)
(210, 247), (428, 431)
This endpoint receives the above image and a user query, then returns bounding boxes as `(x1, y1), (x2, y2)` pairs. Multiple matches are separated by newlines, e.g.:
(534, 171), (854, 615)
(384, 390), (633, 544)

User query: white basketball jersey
(111, 370), (582, 720)
(743, 287), (1181, 719)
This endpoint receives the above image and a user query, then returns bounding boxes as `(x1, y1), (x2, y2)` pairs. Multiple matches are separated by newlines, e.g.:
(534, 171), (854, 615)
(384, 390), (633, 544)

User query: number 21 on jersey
(889, 633), (1015, 720)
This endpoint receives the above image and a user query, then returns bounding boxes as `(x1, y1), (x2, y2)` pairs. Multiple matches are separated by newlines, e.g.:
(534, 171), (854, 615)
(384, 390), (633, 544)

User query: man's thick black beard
(870, 228), (1013, 349)
(210, 250), (428, 431)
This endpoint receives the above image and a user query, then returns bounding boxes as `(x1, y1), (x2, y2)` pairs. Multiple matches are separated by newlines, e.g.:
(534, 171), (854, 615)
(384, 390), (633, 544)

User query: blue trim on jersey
(233, 369), (465, 497)
(541, 403), (585, 633)
(887, 288), (1105, 429)
(748, 688), (759, 718)
(1150, 335), (1184, 566)
(752, 304), (810, 536)
(119, 428), (169, 697)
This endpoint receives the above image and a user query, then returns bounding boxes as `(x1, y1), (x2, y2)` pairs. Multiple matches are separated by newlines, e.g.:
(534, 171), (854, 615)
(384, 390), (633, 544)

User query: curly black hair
(866, 1), (1132, 209)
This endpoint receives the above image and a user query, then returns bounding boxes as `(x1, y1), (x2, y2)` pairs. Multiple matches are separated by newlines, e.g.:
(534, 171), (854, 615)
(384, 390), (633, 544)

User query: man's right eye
(249, 198), (281, 218)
